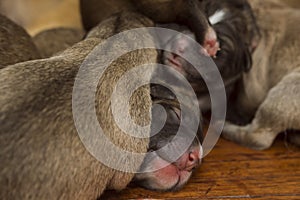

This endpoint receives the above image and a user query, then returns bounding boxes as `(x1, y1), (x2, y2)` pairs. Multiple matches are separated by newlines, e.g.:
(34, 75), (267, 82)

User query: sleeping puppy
(134, 94), (203, 191)
(156, 0), (299, 150)
(221, 0), (300, 150)
(158, 0), (260, 111)
(0, 11), (203, 199)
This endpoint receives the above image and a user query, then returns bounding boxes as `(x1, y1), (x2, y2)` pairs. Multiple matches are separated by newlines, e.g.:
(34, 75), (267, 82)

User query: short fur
(157, 0), (260, 111)
(33, 28), (85, 58)
(204, 0), (260, 80)
(0, 14), (40, 69)
(0, 12), (156, 199)
(80, 0), (210, 44)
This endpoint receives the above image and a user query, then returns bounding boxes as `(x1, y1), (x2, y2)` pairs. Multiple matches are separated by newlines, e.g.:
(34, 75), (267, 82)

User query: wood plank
(101, 138), (300, 200)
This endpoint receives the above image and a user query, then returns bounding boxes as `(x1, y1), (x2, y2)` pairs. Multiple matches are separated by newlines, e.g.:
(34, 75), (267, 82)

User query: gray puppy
(222, 0), (300, 150)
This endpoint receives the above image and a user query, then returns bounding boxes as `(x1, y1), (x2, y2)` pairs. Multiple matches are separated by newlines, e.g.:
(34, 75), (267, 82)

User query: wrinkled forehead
(151, 86), (203, 143)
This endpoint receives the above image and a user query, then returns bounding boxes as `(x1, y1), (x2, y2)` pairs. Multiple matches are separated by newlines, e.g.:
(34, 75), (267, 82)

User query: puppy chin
(134, 153), (192, 191)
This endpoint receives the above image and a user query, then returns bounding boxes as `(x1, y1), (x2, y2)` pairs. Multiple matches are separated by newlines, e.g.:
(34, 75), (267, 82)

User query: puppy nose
(186, 150), (200, 171)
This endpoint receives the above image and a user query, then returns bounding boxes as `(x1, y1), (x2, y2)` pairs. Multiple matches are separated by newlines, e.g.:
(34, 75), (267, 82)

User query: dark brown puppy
(33, 28), (85, 58)
(0, 14), (40, 69)
(157, 0), (260, 111)
(80, 0), (220, 57)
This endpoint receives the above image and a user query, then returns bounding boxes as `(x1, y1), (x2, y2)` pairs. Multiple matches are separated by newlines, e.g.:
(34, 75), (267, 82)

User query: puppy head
(134, 95), (203, 191)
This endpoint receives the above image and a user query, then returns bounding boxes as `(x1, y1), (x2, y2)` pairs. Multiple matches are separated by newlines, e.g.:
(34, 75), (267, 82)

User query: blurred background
(0, 0), (299, 36)
(0, 0), (82, 36)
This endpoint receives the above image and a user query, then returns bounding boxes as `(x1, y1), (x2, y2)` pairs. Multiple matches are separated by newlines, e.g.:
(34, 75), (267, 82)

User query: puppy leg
(222, 121), (279, 150)
(223, 68), (300, 150)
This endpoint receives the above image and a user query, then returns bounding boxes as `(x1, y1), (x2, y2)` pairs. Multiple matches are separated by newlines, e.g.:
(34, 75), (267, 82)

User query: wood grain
(101, 136), (300, 200)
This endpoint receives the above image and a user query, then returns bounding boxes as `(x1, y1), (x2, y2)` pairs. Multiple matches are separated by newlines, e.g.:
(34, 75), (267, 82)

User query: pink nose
(185, 150), (200, 171)
(175, 147), (202, 171)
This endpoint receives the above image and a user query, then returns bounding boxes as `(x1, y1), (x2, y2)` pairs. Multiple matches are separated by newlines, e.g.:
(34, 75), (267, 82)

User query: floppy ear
(209, 24), (249, 79)
(243, 14), (261, 73)
(242, 45), (253, 72)
(211, 3), (261, 74)
(245, 0), (262, 54)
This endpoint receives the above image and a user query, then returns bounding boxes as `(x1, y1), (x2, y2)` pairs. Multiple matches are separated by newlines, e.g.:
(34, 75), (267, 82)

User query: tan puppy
(0, 11), (203, 199)
(0, 12), (155, 199)
(0, 14), (40, 68)
(33, 28), (85, 58)
(222, 0), (300, 150)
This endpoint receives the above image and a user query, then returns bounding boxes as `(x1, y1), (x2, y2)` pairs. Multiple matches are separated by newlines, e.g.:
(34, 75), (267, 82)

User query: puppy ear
(243, 47), (252, 72)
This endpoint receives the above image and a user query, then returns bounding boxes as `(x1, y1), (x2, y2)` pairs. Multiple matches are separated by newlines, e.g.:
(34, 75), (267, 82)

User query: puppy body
(0, 12), (156, 199)
(33, 28), (85, 58)
(0, 14), (40, 69)
(80, 0), (221, 56)
(222, 0), (300, 149)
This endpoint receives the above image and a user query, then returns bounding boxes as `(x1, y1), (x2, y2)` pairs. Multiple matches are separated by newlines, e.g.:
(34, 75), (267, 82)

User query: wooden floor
(101, 136), (300, 200)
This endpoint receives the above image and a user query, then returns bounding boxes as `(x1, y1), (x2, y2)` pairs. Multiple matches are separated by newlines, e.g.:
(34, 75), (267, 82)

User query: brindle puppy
(158, 0), (260, 112)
